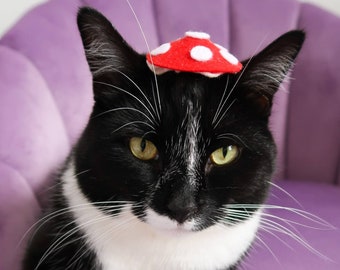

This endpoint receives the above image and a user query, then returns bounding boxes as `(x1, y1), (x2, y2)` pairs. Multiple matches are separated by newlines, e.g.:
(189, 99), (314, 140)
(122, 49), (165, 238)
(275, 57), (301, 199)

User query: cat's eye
(210, 145), (239, 166)
(129, 137), (158, 161)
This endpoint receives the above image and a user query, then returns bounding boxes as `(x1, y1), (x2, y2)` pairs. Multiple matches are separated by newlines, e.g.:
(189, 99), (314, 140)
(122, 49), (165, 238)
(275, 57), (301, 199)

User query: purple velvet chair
(0, 0), (339, 269)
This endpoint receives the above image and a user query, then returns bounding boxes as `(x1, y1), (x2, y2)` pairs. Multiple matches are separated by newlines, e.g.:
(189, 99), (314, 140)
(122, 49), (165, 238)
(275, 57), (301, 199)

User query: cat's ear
(77, 7), (141, 78)
(237, 30), (305, 117)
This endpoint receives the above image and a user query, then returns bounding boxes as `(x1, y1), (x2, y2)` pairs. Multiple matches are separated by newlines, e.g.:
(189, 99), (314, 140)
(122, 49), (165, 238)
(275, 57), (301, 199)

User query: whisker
(125, 0), (162, 119)
(93, 81), (157, 124)
(218, 213), (324, 264)
(151, 81), (161, 121)
(212, 35), (270, 129)
(43, 169), (91, 193)
(18, 201), (133, 248)
(212, 75), (230, 124)
(225, 204), (334, 229)
(225, 34), (269, 101)
(219, 204), (334, 262)
(142, 130), (157, 138)
(34, 214), (113, 270)
(259, 219), (331, 261)
(110, 67), (160, 122)
(255, 231), (282, 266)
(99, 213), (143, 242)
(91, 106), (155, 125)
(65, 207), (144, 269)
(216, 133), (251, 149)
(34, 203), (144, 270)
(214, 217), (281, 266)
(64, 238), (90, 270)
(111, 120), (155, 134)
(213, 99), (237, 129)
(228, 209), (330, 231)
(267, 181), (303, 208)
(258, 225), (294, 251)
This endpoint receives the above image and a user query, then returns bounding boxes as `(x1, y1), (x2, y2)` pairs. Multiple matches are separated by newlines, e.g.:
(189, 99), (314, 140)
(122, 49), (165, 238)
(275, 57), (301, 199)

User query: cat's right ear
(236, 30), (305, 118)
(77, 7), (140, 79)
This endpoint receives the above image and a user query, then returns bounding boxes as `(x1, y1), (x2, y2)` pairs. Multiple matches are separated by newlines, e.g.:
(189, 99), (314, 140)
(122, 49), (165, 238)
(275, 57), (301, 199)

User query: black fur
(23, 7), (305, 270)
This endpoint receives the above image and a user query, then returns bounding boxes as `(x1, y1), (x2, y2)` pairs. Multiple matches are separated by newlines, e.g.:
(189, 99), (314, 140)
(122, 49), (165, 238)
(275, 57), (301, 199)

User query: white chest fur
(62, 161), (261, 270)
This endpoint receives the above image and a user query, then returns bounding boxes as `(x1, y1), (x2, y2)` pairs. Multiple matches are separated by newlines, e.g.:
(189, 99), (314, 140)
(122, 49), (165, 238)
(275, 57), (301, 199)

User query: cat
(23, 7), (305, 270)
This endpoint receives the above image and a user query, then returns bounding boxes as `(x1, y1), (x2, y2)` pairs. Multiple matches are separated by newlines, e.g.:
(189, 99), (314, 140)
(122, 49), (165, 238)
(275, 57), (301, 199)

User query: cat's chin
(145, 208), (199, 236)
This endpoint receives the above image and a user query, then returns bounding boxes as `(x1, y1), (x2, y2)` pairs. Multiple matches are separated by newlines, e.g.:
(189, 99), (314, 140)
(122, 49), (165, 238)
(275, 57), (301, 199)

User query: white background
(0, 0), (340, 38)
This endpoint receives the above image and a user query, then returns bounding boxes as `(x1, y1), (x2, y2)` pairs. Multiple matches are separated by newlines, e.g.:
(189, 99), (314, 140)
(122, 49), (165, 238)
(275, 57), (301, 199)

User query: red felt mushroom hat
(146, 31), (243, 78)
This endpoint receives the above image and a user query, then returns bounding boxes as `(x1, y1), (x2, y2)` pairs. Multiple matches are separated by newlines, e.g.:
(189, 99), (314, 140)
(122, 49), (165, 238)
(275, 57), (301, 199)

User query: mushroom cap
(146, 31), (242, 77)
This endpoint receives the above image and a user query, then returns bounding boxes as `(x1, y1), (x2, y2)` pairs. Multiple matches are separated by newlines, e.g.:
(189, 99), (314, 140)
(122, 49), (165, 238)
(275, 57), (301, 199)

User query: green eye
(129, 137), (158, 161)
(210, 145), (239, 166)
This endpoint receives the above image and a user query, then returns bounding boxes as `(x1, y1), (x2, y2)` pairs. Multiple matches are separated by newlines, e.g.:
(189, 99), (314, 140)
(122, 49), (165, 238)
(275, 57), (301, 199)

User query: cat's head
(75, 7), (304, 232)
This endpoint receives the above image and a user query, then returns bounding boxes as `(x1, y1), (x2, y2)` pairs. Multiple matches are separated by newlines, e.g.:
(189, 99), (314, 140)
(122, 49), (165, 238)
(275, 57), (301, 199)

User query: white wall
(0, 0), (46, 37)
(0, 0), (339, 38)
(299, 0), (340, 16)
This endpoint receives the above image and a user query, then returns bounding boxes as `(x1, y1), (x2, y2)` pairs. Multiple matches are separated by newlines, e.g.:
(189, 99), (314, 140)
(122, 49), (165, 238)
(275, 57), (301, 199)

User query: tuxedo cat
(23, 7), (305, 270)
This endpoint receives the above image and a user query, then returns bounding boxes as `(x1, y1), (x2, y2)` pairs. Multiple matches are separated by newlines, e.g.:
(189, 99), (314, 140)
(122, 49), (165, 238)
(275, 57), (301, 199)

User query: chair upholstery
(0, 0), (339, 269)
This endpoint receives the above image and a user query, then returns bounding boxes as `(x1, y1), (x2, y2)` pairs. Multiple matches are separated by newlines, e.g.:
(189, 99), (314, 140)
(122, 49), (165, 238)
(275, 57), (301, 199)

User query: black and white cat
(23, 7), (305, 270)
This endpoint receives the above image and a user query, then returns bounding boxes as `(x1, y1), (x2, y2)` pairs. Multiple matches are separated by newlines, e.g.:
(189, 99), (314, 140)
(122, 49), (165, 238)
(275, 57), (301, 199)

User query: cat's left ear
(77, 7), (141, 79)
(237, 30), (305, 117)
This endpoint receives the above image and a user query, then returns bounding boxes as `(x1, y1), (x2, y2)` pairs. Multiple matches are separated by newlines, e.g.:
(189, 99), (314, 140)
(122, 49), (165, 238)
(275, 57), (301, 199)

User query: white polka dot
(220, 49), (239, 65)
(150, 43), (171, 56)
(190, 46), (213, 62)
(185, 31), (210, 40)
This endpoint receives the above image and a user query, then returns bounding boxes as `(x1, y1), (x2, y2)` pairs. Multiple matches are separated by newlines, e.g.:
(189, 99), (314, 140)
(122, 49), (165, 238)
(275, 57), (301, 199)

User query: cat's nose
(167, 198), (197, 224)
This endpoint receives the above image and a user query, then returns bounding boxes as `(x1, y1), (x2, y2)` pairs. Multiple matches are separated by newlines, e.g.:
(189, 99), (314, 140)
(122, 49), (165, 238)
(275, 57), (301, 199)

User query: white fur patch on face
(185, 101), (201, 186)
(145, 208), (197, 233)
(62, 157), (262, 270)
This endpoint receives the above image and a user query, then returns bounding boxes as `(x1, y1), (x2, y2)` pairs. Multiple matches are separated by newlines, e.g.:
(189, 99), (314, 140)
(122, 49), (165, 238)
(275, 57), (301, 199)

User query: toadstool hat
(146, 31), (242, 78)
